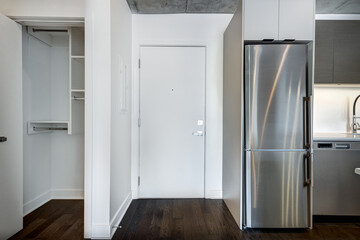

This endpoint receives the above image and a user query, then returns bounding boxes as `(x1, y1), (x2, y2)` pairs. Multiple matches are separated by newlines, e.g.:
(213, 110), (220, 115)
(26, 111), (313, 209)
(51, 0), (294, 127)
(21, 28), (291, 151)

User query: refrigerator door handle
(304, 152), (311, 186)
(303, 96), (311, 150)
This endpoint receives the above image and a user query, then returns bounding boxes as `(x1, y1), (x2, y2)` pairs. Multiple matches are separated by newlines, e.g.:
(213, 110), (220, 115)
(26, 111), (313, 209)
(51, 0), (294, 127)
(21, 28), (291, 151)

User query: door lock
(0, 136), (7, 142)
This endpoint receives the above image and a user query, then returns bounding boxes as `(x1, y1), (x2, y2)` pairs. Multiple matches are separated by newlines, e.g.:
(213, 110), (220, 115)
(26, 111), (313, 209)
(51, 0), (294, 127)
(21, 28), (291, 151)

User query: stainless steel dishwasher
(313, 141), (360, 215)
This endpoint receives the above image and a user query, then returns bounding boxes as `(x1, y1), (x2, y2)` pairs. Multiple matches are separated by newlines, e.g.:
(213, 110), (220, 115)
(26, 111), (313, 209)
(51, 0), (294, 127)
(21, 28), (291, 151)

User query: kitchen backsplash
(314, 86), (360, 133)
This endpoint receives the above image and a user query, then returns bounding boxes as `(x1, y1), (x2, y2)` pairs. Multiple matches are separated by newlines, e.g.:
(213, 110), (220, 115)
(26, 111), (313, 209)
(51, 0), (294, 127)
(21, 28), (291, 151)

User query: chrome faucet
(353, 95), (360, 133)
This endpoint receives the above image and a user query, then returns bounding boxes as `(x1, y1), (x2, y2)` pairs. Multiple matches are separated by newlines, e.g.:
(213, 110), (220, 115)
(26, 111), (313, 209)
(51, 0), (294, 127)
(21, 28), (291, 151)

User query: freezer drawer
(246, 151), (310, 228)
(313, 142), (360, 215)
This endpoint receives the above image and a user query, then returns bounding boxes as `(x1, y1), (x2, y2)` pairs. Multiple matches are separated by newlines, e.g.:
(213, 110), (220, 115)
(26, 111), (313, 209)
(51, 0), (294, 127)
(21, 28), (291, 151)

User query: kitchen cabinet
(244, 0), (279, 40)
(314, 21), (334, 83)
(333, 21), (360, 84)
(279, 0), (315, 40)
(315, 20), (360, 84)
(244, 0), (314, 40)
(313, 141), (360, 215)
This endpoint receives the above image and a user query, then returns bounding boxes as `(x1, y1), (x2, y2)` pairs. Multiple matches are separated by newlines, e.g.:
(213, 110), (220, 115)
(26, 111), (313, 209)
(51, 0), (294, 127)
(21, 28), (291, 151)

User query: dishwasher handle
(335, 144), (350, 149)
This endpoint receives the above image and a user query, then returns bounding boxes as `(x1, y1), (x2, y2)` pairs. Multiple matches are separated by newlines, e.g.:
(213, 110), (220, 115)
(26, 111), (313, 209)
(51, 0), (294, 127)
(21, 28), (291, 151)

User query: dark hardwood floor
(113, 199), (360, 240)
(9, 200), (84, 240)
(7, 199), (360, 240)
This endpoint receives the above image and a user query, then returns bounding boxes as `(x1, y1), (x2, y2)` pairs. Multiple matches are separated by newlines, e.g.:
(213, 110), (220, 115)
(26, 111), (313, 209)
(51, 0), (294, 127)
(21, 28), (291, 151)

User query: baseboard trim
(23, 190), (52, 216)
(51, 189), (84, 199)
(205, 190), (223, 199)
(110, 192), (132, 237)
(23, 188), (84, 216)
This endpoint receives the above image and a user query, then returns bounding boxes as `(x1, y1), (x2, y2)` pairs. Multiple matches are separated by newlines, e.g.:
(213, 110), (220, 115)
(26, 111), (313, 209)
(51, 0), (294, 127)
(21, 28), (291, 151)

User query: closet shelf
(28, 121), (69, 135)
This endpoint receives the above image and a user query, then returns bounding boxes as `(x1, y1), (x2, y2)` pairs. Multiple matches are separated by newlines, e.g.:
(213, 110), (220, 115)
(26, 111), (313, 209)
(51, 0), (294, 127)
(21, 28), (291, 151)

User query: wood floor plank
(9, 199), (360, 240)
(9, 200), (84, 240)
(113, 199), (360, 240)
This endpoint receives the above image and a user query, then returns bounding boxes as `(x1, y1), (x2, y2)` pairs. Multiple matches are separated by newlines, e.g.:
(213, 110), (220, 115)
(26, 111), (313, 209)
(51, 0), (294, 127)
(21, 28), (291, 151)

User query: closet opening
(21, 21), (85, 238)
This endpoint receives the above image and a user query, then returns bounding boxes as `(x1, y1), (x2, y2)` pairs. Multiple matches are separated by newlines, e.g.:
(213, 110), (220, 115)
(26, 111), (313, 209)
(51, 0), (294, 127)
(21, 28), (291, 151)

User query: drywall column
(85, 0), (112, 238)
(223, 0), (244, 228)
(110, 0), (132, 235)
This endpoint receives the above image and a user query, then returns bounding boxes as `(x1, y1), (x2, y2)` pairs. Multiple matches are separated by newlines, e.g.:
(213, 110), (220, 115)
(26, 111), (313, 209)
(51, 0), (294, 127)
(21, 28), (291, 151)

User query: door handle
(192, 131), (203, 136)
(0, 136), (7, 142)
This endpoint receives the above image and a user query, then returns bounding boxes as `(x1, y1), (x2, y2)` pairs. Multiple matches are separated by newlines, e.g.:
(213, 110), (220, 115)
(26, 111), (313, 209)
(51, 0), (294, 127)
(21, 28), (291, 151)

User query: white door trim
(132, 44), (208, 199)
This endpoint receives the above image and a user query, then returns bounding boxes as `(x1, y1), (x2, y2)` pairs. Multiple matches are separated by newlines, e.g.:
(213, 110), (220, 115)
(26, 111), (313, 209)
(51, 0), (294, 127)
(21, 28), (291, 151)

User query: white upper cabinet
(244, 0), (315, 40)
(279, 0), (315, 40)
(244, 0), (279, 40)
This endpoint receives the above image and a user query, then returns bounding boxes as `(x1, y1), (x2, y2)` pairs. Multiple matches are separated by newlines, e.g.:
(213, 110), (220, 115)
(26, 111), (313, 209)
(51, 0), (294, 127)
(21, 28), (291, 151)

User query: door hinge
(138, 176), (140, 186)
(138, 118), (141, 127)
(138, 59), (141, 68)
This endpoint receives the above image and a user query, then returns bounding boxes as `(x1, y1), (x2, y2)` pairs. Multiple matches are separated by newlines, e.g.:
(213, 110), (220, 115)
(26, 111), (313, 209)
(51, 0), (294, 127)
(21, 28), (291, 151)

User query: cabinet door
(315, 21), (334, 84)
(279, 0), (314, 40)
(244, 0), (279, 40)
(333, 21), (360, 84)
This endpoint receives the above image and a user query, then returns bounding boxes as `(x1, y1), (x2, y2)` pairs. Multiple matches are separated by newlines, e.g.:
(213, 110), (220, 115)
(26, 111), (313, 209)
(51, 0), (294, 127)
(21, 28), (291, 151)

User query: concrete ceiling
(316, 0), (360, 14)
(126, 0), (240, 14)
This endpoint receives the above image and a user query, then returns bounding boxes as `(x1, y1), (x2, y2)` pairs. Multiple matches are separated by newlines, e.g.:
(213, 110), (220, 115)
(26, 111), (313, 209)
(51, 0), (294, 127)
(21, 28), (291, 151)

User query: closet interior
(22, 23), (85, 215)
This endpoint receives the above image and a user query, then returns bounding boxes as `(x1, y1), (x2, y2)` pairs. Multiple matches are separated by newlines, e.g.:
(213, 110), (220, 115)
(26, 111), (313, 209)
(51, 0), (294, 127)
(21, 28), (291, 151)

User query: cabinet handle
(0, 136), (7, 143)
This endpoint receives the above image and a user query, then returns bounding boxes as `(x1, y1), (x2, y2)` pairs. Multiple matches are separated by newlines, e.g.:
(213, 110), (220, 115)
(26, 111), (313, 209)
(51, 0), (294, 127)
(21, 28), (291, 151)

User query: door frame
(133, 44), (208, 199)
(9, 16), (88, 237)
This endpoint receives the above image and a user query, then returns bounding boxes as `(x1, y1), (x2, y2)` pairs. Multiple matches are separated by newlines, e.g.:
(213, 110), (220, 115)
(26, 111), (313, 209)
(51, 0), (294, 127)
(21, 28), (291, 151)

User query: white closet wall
(23, 30), (52, 213)
(50, 35), (84, 197)
(22, 28), (84, 215)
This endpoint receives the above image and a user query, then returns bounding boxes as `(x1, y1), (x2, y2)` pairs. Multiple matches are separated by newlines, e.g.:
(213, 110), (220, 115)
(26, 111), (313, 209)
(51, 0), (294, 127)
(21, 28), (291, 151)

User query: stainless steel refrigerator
(244, 41), (313, 228)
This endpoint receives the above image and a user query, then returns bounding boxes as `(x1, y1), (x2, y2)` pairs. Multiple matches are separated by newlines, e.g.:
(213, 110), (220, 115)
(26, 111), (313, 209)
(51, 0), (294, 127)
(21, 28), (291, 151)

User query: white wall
(223, 1), (244, 228)
(131, 14), (233, 199)
(110, 0), (132, 235)
(85, 0), (112, 237)
(0, 0), (84, 18)
(22, 30), (52, 215)
(85, 0), (132, 238)
(314, 86), (360, 133)
(50, 37), (84, 198)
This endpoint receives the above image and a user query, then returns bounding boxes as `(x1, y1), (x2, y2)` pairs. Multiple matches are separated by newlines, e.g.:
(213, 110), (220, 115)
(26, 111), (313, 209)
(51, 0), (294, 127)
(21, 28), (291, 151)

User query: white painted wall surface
(223, 1), (244, 228)
(132, 14), (233, 199)
(22, 31), (52, 214)
(85, 0), (132, 238)
(314, 86), (360, 133)
(0, 0), (84, 18)
(49, 37), (84, 199)
(85, 0), (112, 237)
(110, 0), (132, 235)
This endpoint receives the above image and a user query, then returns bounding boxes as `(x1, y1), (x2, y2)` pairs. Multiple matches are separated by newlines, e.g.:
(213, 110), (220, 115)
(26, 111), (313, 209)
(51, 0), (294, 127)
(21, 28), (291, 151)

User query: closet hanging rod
(72, 96), (85, 101)
(32, 29), (68, 33)
(33, 127), (68, 131)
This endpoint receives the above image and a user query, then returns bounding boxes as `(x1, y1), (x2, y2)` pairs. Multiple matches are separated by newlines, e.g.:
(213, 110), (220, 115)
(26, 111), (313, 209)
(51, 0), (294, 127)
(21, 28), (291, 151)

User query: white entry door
(139, 46), (205, 198)
(0, 13), (23, 239)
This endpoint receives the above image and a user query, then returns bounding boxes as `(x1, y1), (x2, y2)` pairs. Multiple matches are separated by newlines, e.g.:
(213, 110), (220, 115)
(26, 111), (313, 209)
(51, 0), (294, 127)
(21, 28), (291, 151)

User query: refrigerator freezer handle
(304, 152), (311, 186)
(303, 97), (311, 150)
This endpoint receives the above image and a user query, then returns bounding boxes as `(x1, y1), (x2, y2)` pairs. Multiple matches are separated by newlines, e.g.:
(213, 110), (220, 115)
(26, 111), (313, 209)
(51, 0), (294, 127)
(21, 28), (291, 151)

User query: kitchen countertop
(314, 132), (360, 142)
